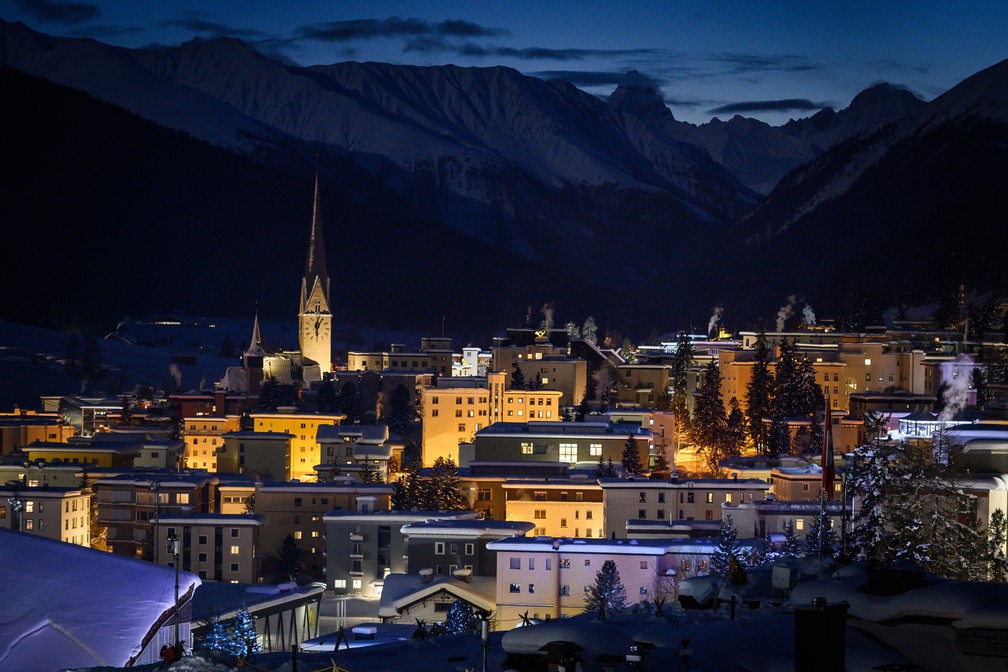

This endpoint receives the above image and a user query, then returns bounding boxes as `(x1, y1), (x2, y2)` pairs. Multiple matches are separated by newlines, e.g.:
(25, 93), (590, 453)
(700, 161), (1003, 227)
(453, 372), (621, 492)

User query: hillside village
(2, 178), (1008, 671)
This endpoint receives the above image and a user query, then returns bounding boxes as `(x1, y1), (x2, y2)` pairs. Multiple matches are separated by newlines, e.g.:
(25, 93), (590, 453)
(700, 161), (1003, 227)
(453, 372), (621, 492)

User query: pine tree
(565, 322), (581, 339)
(781, 521), (802, 557)
(582, 317), (598, 346)
(692, 361), (727, 474)
(804, 510), (837, 559)
(651, 449), (670, 476)
(773, 337), (800, 418)
(745, 328), (775, 455)
(849, 415), (895, 563)
(228, 606), (260, 657)
(595, 454), (616, 479)
(358, 460), (383, 484)
(725, 397), (747, 457)
(583, 559), (627, 619)
(621, 433), (644, 475)
(444, 599), (478, 635)
(196, 612), (230, 652)
(987, 508), (1008, 582)
(510, 363), (526, 390)
(670, 332), (694, 440)
(767, 415), (790, 458)
(317, 379), (337, 412)
(710, 515), (740, 575)
(275, 534), (300, 583)
(430, 457), (466, 510)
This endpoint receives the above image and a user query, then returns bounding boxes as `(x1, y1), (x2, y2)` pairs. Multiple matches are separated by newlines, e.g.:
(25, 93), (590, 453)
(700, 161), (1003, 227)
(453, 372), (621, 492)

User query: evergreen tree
(987, 508), (1008, 582)
(781, 521), (802, 557)
(653, 388), (673, 412)
(670, 332), (694, 441)
(796, 356), (825, 419)
(595, 454), (616, 479)
(650, 449), (670, 476)
(430, 457), (466, 510)
(804, 510), (837, 559)
(575, 395), (589, 421)
(389, 384), (413, 433)
(745, 328), (775, 454)
(358, 460), (382, 484)
(710, 515), (740, 575)
(621, 433), (644, 475)
(773, 337), (801, 418)
(692, 361), (727, 474)
(444, 599), (478, 635)
(746, 541), (768, 568)
(565, 321), (581, 339)
(583, 559), (627, 619)
(275, 534), (300, 583)
(337, 381), (362, 422)
(582, 317), (598, 346)
(196, 612), (230, 652)
(228, 606), (260, 657)
(767, 415), (790, 458)
(510, 363), (526, 390)
(725, 397), (747, 457)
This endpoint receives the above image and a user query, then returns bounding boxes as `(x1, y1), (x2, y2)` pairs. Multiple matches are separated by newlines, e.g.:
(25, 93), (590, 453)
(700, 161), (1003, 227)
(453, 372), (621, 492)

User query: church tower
(243, 310), (266, 396)
(298, 173), (333, 375)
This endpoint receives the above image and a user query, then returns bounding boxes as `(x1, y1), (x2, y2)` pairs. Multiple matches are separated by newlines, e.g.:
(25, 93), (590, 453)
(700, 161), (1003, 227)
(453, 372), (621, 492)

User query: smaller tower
(243, 312), (265, 396)
(298, 173), (333, 376)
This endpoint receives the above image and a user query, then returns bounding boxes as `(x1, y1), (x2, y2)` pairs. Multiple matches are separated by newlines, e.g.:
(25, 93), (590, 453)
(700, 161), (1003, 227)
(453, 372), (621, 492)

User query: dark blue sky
(3, 0), (1007, 124)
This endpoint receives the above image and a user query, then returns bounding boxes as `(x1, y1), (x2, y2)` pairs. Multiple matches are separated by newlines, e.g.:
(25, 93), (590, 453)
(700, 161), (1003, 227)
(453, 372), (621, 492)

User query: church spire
(302, 170), (329, 309)
(244, 310), (265, 358)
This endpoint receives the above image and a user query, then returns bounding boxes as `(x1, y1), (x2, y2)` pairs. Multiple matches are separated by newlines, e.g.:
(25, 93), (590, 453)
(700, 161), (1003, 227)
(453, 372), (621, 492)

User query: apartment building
(503, 479), (604, 538)
(219, 431), (292, 480)
(0, 483), (91, 546)
(154, 513), (264, 583)
(0, 410), (74, 455)
(401, 518), (533, 577)
(347, 337), (453, 375)
(249, 411), (345, 480)
(182, 414), (242, 471)
(473, 421), (651, 468)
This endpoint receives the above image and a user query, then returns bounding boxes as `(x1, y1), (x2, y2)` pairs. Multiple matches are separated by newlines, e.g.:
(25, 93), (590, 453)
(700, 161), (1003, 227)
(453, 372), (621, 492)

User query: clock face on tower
(303, 316), (329, 342)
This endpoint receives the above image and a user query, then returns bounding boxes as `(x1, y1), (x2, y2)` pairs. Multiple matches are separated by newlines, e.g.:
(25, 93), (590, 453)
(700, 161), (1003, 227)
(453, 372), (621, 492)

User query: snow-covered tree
(804, 510), (837, 559)
(692, 361), (728, 474)
(565, 321), (581, 339)
(745, 328), (775, 455)
(582, 317), (598, 346)
(710, 515), (740, 575)
(357, 460), (383, 484)
(595, 455), (616, 479)
(670, 332), (694, 439)
(228, 606), (260, 657)
(429, 456), (466, 510)
(583, 560), (627, 620)
(987, 508), (1008, 582)
(781, 521), (802, 557)
(444, 599), (478, 635)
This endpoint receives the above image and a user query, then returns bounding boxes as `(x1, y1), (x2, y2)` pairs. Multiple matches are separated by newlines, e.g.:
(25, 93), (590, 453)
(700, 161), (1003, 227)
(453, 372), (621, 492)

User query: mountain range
(1, 19), (1005, 338)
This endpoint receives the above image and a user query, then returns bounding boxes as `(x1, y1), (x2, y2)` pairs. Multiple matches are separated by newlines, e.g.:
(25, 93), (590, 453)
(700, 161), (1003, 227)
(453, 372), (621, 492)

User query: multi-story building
(316, 424), (397, 482)
(182, 414), (242, 471)
(486, 536), (679, 624)
(604, 410), (676, 471)
(24, 435), (182, 469)
(154, 513), (265, 583)
(503, 479), (604, 538)
(323, 510), (478, 595)
(219, 431), (292, 479)
(249, 411), (345, 481)
(329, 368), (433, 425)
(248, 480), (393, 581)
(472, 421), (651, 468)
(511, 356), (587, 408)
(94, 472), (217, 559)
(600, 477), (771, 537)
(347, 337), (453, 376)
(400, 519), (533, 577)
(727, 499), (845, 539)
(0, 410), (74, 455)
(168, 390), (249, 422)
(420, 371), (563, 466)
(0, 483), (91, 546)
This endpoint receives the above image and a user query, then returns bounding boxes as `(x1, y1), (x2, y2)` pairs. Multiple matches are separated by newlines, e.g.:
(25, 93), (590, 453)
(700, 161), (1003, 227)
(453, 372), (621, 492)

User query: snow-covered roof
(377, 573), (496, 618)
(317, 423), (389, 444)
(190, 581), (323, 623)
(323, 509), (478, 524)
(0, 529), (200, 671)
(401, 519), (534, 538)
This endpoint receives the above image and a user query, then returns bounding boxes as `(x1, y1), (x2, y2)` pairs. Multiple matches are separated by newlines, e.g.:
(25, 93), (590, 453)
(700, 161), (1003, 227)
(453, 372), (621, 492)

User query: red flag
(821, 393), (835, 499)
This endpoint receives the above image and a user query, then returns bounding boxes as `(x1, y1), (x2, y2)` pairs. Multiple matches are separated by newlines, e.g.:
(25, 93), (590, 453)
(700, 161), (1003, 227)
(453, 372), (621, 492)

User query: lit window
(231, 545), (239, 554)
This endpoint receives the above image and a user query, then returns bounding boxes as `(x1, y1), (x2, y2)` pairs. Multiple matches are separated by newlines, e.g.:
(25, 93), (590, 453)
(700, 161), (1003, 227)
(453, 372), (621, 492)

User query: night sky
(2, 0), (1007, 124)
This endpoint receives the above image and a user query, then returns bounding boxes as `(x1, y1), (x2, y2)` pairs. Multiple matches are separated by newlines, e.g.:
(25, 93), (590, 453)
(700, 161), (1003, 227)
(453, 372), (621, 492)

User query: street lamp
(167, 534), (181, 655)
(149, 480), (160, 564)
(7, 497), (24, 532)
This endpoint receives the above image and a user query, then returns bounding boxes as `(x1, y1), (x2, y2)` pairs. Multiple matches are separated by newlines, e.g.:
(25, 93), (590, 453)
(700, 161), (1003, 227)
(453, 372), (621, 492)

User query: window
(432, 409), (439, 417)
(687, 491), (695, 503)
(533, 491), (547, 501)
(510, 557), (520, 569)
(534, 510), (546, 519)
(640, 560), (648, 569)
(575, 492), (584, 502)
(198, 535), (208, 545)
(528, 558), (534, 570)
(477, 487), (491, 501)
(509, 583), (521, 593)
(560, 559), (571, 568)
(231, 545), (240, 554)
(802, 483), (810, 492)
(294, 498), (302, 507)
(657, 510), (664, 519)
(176, 493), (189, 504)
(639, 492), (647, 503)
(25, 501), (34, 513)
(706, 493), (713, 504)
(560, 518), (567, 528)
(796, 519), (805, 531)
(230, 563), (239, 572)
(658, 492), (665, 504)
(586, 511), (593, 520)
(584, 559), (591, 567)
(24, 519), (33, 530)
(352, 579), (362, 590)
(521, 442), (533, 455)
(560, 584), (570, 596)
(640, 586), (648, 596)
(458, 423), (466, 432)
(589, 442), (602, 457)
(230, 528), (239, 538)
(725, 493), (732, 503)
(528, 584), (535, 594)
(38, 519), (44, 531)
(705, 510), (713, 520)
(559, 443), (578, 463)
(198, 552), (207, 562)
(545, 558), (551, 570)
(293, 531), (302, 540)
(465, 543), (474, 555)
(638, 509), (646, 519)
(436, 542), (446, 555)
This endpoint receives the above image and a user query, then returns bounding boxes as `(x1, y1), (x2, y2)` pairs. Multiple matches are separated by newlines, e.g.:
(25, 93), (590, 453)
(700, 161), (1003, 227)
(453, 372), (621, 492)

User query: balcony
(349, 533), (364, 542)
(349, 552), (364, 560)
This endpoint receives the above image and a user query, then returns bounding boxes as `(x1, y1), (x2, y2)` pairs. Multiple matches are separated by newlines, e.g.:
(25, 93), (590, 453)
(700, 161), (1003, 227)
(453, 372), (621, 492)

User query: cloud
(710, 52), (822, 74)
(531, 70), (664, 88)
(15, 0), (99, 25)
(708, 98), (826, 114)
(460, 44), (658, 61)
(298, 16), (509, 42)
(159, 13), (267, 39)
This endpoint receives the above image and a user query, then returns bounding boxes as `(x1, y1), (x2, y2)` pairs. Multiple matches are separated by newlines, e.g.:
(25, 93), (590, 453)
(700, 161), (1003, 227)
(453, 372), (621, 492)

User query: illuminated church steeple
(298, 172), (333, 376)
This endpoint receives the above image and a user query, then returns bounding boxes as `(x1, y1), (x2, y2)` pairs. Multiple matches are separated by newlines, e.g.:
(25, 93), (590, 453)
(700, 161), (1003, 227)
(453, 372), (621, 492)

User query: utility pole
(168, 534), (181, 655)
